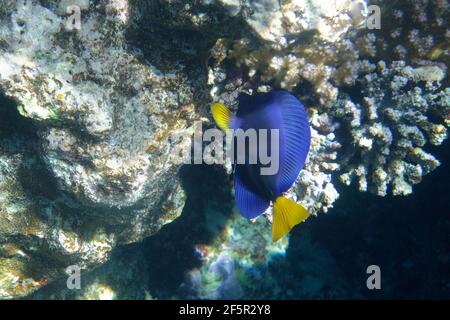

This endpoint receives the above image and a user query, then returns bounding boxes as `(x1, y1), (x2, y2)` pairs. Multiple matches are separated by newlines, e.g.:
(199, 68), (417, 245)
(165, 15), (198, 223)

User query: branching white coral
(333, 61), (448, 196)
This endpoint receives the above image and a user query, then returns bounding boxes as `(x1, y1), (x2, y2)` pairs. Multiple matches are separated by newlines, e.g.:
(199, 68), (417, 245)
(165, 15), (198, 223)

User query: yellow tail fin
(211, 102), (232, 131)
(272, 197), (310, 242)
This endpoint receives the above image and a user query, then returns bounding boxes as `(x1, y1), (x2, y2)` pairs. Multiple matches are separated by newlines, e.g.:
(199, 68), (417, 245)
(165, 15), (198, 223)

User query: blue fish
(211, 90), (311, 241)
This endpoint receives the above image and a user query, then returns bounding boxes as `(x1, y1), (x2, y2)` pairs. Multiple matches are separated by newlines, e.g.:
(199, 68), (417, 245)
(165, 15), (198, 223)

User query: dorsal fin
(236, 92), (275, 117)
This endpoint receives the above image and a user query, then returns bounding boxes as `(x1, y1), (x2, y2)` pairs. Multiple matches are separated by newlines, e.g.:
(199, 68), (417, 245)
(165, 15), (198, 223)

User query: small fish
(211, 90), (311, 242)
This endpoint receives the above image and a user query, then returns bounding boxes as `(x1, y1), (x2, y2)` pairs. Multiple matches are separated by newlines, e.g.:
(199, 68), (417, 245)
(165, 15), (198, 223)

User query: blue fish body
(231, 91), (311, 219)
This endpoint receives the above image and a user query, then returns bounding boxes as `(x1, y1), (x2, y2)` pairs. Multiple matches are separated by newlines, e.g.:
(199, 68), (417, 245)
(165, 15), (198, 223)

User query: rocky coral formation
(0, 0), (197, 209)
(0, 0), (198, 298)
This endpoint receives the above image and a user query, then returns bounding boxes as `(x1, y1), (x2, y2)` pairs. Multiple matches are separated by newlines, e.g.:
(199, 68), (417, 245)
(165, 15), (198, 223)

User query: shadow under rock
(141, 163), (234, 298)
(27, 242), (148, 300)
(0, 93), (70, 202)
(126, 0), (255, 68)
(0, 93), (38, 143)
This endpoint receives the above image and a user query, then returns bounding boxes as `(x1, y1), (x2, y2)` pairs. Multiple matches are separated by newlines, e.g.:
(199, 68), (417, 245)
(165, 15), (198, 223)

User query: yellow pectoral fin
(272, 197), (310, 242)
(211, 102), (232, 131)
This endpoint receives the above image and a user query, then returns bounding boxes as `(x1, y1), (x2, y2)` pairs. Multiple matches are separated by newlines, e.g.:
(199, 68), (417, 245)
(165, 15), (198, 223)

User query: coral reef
(0, 0), (448, 299)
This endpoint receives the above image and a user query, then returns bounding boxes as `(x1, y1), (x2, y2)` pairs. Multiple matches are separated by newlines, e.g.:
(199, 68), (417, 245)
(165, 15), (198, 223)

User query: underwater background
(27, 154), (450, 299)
(0, 0), (449, 299)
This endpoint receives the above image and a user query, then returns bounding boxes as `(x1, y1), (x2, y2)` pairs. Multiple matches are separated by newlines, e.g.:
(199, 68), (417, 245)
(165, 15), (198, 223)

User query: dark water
(298, 143), (450, 299)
